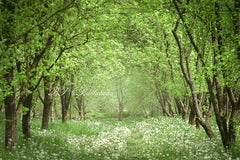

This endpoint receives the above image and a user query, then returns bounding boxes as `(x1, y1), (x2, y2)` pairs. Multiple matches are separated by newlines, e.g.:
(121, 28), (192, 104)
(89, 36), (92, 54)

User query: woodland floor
(0, 116), (240, 160)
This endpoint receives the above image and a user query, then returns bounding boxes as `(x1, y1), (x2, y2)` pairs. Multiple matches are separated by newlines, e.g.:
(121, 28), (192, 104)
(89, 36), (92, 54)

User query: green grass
(0, 116), (239, 160)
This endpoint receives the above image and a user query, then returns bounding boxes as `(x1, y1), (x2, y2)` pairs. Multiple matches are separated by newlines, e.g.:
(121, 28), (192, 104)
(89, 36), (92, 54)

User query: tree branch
(63, 31), (89, 51)
(8, 1), (75, 48)
(172, 0), (200, 53)
(29, 35), (54, 71)
(38, 89), (44, 104)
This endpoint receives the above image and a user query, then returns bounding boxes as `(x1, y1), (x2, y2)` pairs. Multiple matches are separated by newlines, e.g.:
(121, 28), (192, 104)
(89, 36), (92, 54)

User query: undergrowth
(0, 116), (239, 160)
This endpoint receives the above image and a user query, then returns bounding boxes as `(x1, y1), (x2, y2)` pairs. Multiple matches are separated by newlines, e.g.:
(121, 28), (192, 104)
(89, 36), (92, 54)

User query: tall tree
(172, 0), (240, 147)
(1, 0), (21, 150)
(0, 0), (88, 147)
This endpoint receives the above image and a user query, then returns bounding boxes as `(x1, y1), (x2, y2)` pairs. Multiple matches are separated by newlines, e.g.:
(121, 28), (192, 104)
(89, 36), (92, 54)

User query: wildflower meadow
(0, 116), (239, 160)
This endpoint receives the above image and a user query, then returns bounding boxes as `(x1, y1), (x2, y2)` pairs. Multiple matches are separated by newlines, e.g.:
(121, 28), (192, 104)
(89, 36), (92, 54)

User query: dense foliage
(0, 0), (239, 156)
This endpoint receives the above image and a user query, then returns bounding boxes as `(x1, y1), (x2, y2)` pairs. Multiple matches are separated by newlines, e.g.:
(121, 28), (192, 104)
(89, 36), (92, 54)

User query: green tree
(0, 0), (88, 148)
(172, 0), (240, 147)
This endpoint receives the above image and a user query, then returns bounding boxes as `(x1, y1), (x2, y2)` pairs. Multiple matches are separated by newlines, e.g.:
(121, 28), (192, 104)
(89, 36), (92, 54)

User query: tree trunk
(182, 97), (189, 120)
(172, 19), (214, 138)
(4, 91), (17, 150)
(166, 95), (175, 115)
(4, 55), (17, 149)
(61, 89), (72, 123)
(22, 93), (33, 138)
(175, 98), (182, 115)
(189, 108), (195, 125)
(115, 79), (125, 121)
(173, 0), (239, 146)
(209, 2), (240, 147)
(205, 98), (213, 123)
(209, 77), (240, 147)
(182, 109), (187, 121)
(76, 96), (85, 120)
(150, 107), (154, 117)
(155, 82), (172, 117)
(227, 87), (240, 145)
(41, 76), (59, 129)
(69, 103), (72, 120)
(3, 0), (18, 150)
(229, 110), (239, 144)
(41, 77), (54, 130)
(118, 105), (123, 121)
(60, 75), (73, 123)
(53, 99), (59, 119)
(50, 98), (54, 124)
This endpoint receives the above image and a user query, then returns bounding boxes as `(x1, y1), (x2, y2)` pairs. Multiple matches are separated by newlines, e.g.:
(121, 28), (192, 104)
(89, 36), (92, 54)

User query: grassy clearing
(0, 116), (239, 160)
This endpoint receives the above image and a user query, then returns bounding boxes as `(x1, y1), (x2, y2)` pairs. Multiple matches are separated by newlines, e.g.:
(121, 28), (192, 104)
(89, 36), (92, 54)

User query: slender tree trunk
(155, 81), (172, 117)
(166, 95), (175, 115)
(69, 103), (72, 120)
(172, 19), (214, 138)
(204, 98), (213, 123)
(182, 97), (189, 120)
(60, 74), (73, 123)
(50, 98), (54, 124)
(150, 105), (154, 117)
(116, 80), (124, 121)
(175, 98), (182, 115)
(53, 99), (59, 119)
(153, 64), (172, 117)
(41, 76), (58, 130)
(76, 96), (85, 120)
(22, 93), (33, 138)
(76, 98), (82, 120)
(118, 105), (123, 121)
(61, 89), (72, 123)
(175, 97), (189, 120)
(182, 109), (187, 120)
(189, 108), (195, 125)
(41, 77), (54, 130)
